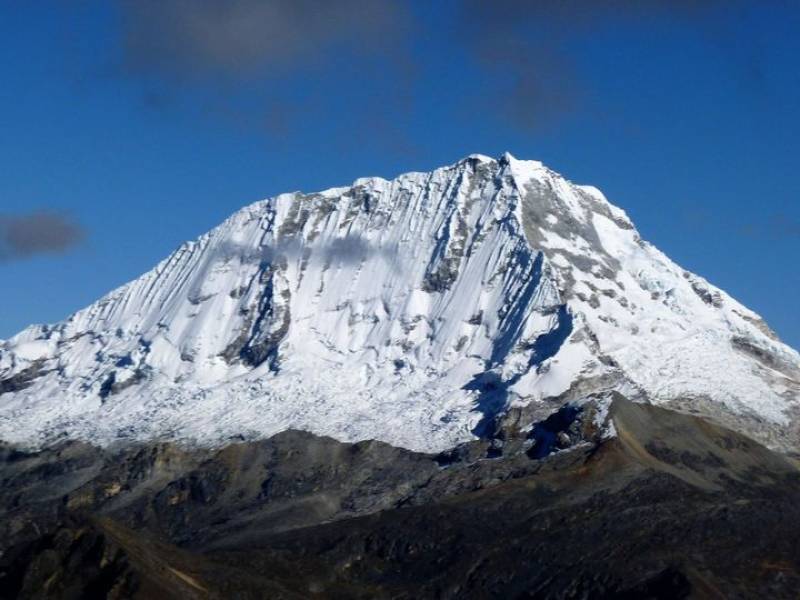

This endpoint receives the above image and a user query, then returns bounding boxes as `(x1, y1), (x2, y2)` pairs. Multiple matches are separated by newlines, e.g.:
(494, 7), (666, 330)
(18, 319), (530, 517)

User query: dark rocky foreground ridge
(1, 396), (799, 599)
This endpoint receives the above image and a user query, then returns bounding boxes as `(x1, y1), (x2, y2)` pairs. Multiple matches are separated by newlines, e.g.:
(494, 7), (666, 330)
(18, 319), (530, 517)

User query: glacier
(1, 153), (799, 453)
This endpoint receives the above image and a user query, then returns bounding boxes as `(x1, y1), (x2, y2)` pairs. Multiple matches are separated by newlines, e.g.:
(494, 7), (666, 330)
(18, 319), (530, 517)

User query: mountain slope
(1, 153), (798, 452)
(2, 397), (799, 599)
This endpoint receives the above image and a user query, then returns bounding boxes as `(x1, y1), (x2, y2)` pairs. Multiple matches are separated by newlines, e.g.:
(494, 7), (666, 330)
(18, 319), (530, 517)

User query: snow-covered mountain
(1, 153), (799, 452)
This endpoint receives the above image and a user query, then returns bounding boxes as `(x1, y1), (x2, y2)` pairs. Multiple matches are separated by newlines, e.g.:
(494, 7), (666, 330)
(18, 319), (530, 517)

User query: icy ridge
(0, 153), (798, 452)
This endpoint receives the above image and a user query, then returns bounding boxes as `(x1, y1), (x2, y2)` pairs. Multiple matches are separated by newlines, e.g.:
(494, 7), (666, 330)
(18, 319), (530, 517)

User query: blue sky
(1, 1), (799, 347)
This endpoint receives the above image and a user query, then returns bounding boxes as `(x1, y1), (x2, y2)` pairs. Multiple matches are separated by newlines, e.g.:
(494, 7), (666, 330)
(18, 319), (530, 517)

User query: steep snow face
(1, 153), (799, 452)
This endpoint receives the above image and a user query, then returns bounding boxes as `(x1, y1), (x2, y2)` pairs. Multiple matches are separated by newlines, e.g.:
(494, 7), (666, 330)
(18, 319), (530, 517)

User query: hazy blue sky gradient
(2, 1), (799, 347)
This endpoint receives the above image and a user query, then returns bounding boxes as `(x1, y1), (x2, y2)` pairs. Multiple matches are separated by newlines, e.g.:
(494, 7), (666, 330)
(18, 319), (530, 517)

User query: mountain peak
(1, 156), (798, 453)
(464, 152), (495, 163)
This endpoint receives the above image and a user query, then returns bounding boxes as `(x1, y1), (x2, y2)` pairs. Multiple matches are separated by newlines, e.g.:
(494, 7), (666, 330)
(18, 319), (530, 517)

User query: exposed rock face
(0, 360), (48, 394)
(1, 399), (799, 599)
(0, 153), (799, 455)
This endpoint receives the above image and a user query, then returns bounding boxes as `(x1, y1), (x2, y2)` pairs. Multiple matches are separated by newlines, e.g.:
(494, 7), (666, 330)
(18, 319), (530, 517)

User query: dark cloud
(738, 214), (800, 240)
(325, 236), (396, 266)
(682, 208), (800, 240)
(457, 0), (764, 130)
(112, 0), (415, 155)
(461, 0), (737, 27)
(0, 212), (85, 261)
(218, 234), (397, 270)
(118, 0), (408, 80)
(91, 0), (786, 137)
